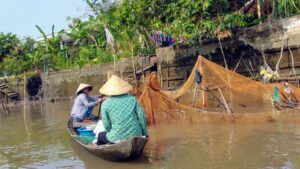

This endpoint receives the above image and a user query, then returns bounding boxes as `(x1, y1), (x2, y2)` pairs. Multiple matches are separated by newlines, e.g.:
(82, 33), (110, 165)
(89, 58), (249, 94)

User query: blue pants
(73, 107), (94, 122)
(83, 107), (93, 118)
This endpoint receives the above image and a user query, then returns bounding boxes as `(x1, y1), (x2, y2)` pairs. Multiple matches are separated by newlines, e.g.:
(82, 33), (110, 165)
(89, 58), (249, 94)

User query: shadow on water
(69, 139), (154, 169)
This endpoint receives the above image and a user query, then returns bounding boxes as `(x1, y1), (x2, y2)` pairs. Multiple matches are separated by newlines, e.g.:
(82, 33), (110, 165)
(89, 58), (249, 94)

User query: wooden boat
(67, 118), (148, 161)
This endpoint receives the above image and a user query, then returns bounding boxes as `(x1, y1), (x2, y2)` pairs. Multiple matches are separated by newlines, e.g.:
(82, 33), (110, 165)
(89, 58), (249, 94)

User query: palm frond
(35, 25), (48, 42)
(52, 25), (55, 38)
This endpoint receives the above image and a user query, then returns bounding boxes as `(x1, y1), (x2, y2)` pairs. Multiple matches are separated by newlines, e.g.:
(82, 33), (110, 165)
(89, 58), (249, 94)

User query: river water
(0, 101), (300, 169)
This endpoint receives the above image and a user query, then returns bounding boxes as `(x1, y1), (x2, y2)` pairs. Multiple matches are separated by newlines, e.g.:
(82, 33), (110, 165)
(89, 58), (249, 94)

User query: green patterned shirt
(101, 94), (148, 143)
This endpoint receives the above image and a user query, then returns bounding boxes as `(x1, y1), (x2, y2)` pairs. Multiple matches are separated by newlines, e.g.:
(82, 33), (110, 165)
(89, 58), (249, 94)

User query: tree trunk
(257, 0), (262, 20)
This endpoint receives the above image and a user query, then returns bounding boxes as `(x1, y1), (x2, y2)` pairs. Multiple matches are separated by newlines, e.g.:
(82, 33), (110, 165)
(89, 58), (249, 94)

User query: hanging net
(136, 72), (200, 125)
(137, 56), (300, 124)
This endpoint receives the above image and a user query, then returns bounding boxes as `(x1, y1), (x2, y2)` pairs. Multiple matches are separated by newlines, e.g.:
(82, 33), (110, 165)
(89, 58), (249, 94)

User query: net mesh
(137, 56), (300, 124)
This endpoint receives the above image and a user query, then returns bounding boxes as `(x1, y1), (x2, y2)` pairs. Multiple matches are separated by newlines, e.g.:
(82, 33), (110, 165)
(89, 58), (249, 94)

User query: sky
(0, 0), (88, 39)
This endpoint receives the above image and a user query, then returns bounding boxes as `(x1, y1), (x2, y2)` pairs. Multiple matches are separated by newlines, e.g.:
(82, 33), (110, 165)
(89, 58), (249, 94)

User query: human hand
(97, 98), (104, 103)
(145, 135), (149, 140)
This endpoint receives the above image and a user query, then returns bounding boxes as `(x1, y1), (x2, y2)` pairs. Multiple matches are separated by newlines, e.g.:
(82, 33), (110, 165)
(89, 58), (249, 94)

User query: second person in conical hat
(70, 83), (104, 122)
(94, 75), (148, 145)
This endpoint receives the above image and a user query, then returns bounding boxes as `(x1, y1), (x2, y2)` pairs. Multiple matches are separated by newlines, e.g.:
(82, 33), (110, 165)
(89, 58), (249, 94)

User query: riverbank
(2, 15), (300, 103)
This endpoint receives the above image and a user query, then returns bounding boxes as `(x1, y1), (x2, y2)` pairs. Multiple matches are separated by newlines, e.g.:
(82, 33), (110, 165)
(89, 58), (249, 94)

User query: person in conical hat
(70, 83), (104, 122)
(94, 75), (148, 145)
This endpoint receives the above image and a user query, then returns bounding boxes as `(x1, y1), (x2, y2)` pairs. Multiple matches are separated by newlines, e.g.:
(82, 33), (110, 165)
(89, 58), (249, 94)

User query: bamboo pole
(242, 58), (255, 77)
(229, 53), (244, 81)
(199, 58), (207, 108)
(23, 72), (26, 106)
(23, 73), (31, 137)
(248, 60), (255, 75)
(141, 57), (145, 83)
(257, 0), (262, 20)
(167, 55), (170, 88)
(2, 103), (8, 114)
(287, 43), (299, 87)
(275, 40), (285, 74)
(218, 38), (233, 111)
(218, 88), (232, 114)
(261, 45), (271, 70)
(233, 54), (244, 72)
(4, 91), (8, 105)
(192, 83), (199, 106)
(158, 63), (163, 86)
(131, 42), (137, 87)
(111, 47), (117, 71)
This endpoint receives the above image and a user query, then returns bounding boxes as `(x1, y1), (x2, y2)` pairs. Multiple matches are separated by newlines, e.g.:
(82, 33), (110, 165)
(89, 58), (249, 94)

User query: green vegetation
(273, 0), (300, 17)
(0, 0), (299, 76)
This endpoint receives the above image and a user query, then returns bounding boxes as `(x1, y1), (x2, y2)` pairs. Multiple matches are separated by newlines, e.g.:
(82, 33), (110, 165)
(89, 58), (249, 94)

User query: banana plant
(36, 25), (64, 55)
(35, 25), (65, 70)
(26, 51), (42, 71)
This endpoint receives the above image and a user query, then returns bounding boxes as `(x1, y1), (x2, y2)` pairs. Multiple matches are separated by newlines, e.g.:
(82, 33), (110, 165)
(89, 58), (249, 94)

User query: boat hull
(67, 118), (147, 161)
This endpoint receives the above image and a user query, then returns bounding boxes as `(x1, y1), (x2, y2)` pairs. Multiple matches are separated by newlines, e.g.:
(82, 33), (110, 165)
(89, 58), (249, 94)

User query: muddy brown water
(0, 101), (300, 169)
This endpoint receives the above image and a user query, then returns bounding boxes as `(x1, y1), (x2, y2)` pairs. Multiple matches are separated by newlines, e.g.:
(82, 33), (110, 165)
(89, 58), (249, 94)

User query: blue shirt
(71, 93), (98, 119)
(101, 94), (148, 143)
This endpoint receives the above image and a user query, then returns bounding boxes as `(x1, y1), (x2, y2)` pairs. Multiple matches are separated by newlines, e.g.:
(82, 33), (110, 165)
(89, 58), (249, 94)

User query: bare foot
(91, 142), (98, 147)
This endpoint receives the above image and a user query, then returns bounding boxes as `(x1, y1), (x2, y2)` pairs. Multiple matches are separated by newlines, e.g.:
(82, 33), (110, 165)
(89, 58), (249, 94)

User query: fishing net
(162, 56), (300, 113)
(137, 56), (300, 124)
(137, 72), (199, 125)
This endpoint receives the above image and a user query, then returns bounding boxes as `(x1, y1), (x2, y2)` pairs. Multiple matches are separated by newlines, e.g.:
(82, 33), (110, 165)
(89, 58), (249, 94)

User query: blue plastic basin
(77, 127), (95, 136)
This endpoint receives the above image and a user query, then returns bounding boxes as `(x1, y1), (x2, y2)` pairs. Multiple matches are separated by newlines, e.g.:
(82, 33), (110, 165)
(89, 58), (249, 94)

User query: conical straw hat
(76, 83), (93, 94)
(99, 75), (132, 96)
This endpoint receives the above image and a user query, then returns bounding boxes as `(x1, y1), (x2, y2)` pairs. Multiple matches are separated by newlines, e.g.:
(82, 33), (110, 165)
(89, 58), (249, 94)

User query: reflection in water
(0, 101), (300, 169)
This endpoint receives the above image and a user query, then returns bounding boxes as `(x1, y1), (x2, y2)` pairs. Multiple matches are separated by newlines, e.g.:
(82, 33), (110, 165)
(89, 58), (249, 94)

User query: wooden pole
(5, 92), (8, 105)
(233, 54), (244, 72)
(141, 57), (145, 83)
(167, 55), (170, 88)
(229, 53), (244, 81)
(242, 58), (255, 77)
(275, 40), (285, 74)
(248, 60), (255, 75)
(131, 42), (137, 87)
(158, 63), (163, 86)
(97, 102), (103, 118)
(23, 73), (26, 104)
(261, 45), (272, 70)
(2, 103), (8, 114)
(109, 42), (117, 71)
(199, 58), (207, 108)
(287, 42), (299, 87)
(192, 84), (199, 106)
(218, 37), (233, 109)
(218, 88), (232, 113)
(23, 72), (30, 137)
(257, 0), (262, 20)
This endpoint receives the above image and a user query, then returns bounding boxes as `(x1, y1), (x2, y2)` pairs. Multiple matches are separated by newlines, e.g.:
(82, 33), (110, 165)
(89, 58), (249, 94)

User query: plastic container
(77, 127), (95, 136)
(86, 125), (96, 130)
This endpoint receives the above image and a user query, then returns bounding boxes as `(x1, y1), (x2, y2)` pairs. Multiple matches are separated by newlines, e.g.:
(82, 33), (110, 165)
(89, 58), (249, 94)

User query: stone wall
(2, 55), (156, 101)
(239, 15), (300, 51)
(42, 56), (154, 99)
